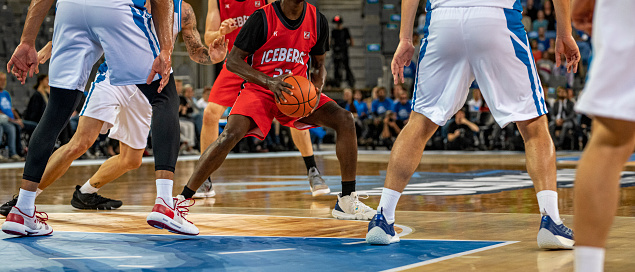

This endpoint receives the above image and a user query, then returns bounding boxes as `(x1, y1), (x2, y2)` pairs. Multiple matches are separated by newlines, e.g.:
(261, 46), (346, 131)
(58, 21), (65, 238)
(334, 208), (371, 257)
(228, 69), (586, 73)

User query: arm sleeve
(310, 12), (330, 55)
(233, 10), (267, 54)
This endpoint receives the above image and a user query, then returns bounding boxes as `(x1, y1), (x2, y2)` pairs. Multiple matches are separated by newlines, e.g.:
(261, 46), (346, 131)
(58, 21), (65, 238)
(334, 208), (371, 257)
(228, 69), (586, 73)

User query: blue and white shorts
(412, 7), (547, 127)
(49, 0), (160, 91)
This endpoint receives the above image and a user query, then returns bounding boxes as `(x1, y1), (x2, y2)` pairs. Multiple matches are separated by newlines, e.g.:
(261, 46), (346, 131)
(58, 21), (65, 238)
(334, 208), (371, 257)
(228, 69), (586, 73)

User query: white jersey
(426, 0), (522, 11)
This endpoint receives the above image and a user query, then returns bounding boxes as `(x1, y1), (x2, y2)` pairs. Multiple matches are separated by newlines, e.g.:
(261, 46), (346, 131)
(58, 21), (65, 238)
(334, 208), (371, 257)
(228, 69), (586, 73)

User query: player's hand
(266, 73), (294, 104)
(7, 43), (39, 84)
(147, 50), (172, 92)
(572, 0), (595, 36)
(37, 41), (52, 64)
(391, 39), (415, 84)
(219, 18), (239, 36)
(209, 36), (228, 63)
(555, 34), (580, 74)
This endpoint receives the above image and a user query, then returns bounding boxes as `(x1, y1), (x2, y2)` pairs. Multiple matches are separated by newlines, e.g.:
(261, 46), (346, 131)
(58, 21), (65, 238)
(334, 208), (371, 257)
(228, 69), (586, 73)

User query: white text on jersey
(260, 48), (306, 65)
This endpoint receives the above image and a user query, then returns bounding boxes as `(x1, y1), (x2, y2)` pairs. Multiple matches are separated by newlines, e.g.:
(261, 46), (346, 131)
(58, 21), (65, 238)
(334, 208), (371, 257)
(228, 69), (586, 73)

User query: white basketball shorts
(80, 65), (152, 150)
(575, 0), (635, 122)
(49, 0), (160, 91)
(412, 7), (547, 127)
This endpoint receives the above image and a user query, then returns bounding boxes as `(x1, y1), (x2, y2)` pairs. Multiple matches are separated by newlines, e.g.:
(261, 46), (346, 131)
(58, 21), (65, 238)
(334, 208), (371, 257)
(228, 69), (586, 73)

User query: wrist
(399, 37), (413, 44)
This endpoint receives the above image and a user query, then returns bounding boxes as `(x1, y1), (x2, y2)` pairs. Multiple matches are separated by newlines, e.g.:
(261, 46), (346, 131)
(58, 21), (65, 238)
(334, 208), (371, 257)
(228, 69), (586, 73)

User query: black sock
(341, 180), (356, 196)
(303, 155), (317, 173)
(181, 186), (196, 199)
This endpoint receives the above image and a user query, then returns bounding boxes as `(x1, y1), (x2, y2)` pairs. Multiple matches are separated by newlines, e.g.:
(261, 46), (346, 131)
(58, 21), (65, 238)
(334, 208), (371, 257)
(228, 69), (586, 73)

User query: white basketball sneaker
(2, 206), (53, 236)
(193, 178), (216, 198)
(332, 192), (375, 220)
(146, 197), (199, 235)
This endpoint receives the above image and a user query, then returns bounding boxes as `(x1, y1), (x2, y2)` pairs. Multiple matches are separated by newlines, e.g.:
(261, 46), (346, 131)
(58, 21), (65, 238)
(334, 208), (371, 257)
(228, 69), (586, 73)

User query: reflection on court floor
(1, 231), (514, 271)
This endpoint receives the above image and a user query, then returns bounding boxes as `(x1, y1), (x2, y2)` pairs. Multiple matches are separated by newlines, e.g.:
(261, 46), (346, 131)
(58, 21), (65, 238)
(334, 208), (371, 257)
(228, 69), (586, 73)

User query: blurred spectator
(537, 27), (550, 52)
(338, 88), (356, 113)
(366, 86), (394, 148)
(23, 74), (50, 131)
(371, 86), (393, 116)
(178, 84), (198, 154)
(549, 87), (576, 149)
(531, 39), (542, 62)
(525, 0), (539, 21)
(542, 0), (556, 31)
(196, 86), (212, 109)
(521, 8), (532, 32)
(353, 90), (369, 120)
(567, 87), (576, 103)
(532, 10), (548, 32)
(467, 89), (483, 122)
(380, 111), (401, 150)
(0, 72), (25, 161)
(392, 90), (411, 127)
(447, 107), (479, 150)
(331, 15), (355, 88)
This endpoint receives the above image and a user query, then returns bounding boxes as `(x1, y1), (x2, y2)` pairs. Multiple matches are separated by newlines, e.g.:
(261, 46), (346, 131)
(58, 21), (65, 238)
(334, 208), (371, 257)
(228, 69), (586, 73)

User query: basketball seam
(291, 76), (306, 116)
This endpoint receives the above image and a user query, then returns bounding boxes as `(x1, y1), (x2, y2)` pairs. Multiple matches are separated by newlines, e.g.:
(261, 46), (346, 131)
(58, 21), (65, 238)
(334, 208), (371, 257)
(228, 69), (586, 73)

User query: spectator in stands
(467, 88), (483, 122)
(542, 0), (556, 31)
(531, 39), (542, 62)
(353, 90), (370, 145)
(549, 87), (577, 149)
(525, 0), (539, 21)
(567, 87), (577, 103)
(447, 107), (480, 150)
(331, 15), (355, 88)
(532, 10), (548, 32)
(371, 86), (393, 116)
(196, 86), (212, 109)
(380, 111), (401, 150)
(537, 27), (550, 52)
(392, 90), (411, 128)
(353, 90), (369, 120)
(338, 88), (356, 113)
(24, 75), (50, 129)
(0, 72), (25, 161)
(179, 84), (199, 154)
(522, 8), (532, 32)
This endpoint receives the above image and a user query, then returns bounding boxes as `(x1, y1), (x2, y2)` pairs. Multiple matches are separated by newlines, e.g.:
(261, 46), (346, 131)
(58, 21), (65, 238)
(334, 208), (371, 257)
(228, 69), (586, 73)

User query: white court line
(342, 241), (366, 245)
(49, 256), (142, 260)
(381, 241), (519, 272)
(118, 265), (155, 268)
(218, 248), (295, 255)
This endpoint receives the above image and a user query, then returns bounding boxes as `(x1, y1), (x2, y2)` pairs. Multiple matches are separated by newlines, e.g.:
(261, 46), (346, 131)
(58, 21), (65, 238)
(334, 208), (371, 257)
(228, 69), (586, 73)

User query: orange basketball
(276, 76), (319, 117)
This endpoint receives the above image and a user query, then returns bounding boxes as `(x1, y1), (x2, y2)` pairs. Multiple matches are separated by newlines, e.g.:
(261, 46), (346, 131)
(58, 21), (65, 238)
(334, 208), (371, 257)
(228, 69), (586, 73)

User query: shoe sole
(331, 209), (374, 220)
(366, 226), (400, 245)
(146, 212), (199, 236)
(193, 190), (216, 199)
(537, 228), (574, 249)
(2, 221), (53, 236)
(311, 188), (330, 197)
(71, 199), (122, 210)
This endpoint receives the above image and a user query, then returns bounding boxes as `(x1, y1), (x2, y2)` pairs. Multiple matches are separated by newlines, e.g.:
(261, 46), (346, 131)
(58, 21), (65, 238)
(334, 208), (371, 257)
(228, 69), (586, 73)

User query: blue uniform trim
(131, 6), (158, 58)
(175, 0), (182, 32)
(412, 11), (431, 110)
(81, 64), (108, 116)
(504, 8), (543, 116)
(132, 0), (145, 9)
(146, 16), (161, 53)
(513, 0), (523, 12)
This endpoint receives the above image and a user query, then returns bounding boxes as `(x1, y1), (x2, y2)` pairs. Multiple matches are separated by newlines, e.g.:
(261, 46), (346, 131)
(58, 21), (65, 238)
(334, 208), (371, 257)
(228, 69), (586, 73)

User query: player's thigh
(466, 7), (547, 128)
(412, 8), (473, 126)
(86, 5), (159, 86)
(49, 1), (103, 91)
(80, 76), (126, 135)
(576, 0), (635, 122)
(109, 86), (152, 150)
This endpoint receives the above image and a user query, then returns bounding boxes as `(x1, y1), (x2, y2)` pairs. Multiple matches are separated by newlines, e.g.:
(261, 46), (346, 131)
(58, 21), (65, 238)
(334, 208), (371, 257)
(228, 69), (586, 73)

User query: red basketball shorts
(208, 64), (244, 107)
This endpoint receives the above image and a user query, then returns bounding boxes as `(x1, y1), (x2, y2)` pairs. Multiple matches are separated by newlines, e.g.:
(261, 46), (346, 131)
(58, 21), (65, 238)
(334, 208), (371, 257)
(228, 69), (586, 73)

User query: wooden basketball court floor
(1, 150), (634, 271)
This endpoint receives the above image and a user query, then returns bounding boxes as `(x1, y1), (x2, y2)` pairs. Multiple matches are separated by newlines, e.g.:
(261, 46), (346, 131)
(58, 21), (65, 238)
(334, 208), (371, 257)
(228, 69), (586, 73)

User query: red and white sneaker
(146, 197), (199, 235)
(2, 206), (53, 236)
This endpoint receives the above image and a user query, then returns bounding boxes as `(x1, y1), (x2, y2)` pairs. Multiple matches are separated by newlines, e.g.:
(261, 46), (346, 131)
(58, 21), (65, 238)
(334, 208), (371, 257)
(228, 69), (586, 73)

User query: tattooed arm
(181, 2), (219, 65)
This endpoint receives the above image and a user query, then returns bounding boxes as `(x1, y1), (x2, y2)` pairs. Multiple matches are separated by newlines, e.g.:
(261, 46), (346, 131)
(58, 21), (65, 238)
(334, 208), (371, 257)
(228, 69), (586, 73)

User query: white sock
(156, 179), (174, 205)
(79, 180), (99, 194)
(537, 190), (562, 224)
(35, 188), (43, 197)
(16, 189), (36, 216)
(575, 246), (605, 272)
(377, 187), (401, 223)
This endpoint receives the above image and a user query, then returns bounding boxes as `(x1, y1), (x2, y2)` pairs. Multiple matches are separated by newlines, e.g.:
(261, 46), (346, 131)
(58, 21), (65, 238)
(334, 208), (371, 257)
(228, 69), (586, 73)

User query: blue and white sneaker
(332, 192), (375, 220)
(366, 209), (400, 245)
(537, 215), (574, 249)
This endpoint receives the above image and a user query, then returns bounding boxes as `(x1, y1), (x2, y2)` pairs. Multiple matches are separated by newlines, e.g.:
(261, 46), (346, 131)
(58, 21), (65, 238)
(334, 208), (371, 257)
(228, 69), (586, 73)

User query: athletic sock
(341, 180), (356, 196)
(303, 155), (317, 174)
(79, 180), (99, 194)
(575, 246), (605, 272)
(377, 187), (401, 223)
(181, 185), (196, 199)
(16, 189), (36, 216)
(156, 179), (174, 204)
(35, 188), (43, 197)
(536, 190), (562, 224)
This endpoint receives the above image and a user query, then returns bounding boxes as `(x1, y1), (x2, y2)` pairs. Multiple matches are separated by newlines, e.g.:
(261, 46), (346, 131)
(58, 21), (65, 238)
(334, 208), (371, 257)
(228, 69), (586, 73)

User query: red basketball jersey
(246, 2), (318, 92)
(218, 0), (264, 53)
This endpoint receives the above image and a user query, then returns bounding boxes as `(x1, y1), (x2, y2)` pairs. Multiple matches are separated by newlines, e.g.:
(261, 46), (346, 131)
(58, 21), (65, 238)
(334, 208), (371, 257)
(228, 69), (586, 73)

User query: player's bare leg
(290, 128), (330, 196)
(574, 117), (635, 271)
(301, 101), (374, 220)
(195, 102), (227, 198)
(517, 115), (573, 249)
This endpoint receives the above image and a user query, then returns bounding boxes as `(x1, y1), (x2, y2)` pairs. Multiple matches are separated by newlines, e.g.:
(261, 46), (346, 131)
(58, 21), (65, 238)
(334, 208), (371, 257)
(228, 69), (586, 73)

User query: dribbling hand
(391, 39), (415, 84)
(147, 50), (172, 93)
(7, 43), (39, 84)
(266, 73), (294, 104)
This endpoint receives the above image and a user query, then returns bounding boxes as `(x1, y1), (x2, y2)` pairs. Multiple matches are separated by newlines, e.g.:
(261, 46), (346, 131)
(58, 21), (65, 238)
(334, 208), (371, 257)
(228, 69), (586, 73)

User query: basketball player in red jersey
(199, 0), (330, 198)
(178, 0), (375, 221)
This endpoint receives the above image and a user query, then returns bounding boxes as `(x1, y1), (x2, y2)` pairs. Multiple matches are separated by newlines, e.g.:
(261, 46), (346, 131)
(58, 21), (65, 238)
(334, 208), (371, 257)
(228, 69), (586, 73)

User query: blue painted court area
(0, 232), (511, 271)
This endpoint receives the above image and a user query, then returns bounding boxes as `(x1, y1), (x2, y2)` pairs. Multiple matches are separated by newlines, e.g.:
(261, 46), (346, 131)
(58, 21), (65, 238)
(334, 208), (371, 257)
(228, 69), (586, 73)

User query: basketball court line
(218, 248), (296, 254)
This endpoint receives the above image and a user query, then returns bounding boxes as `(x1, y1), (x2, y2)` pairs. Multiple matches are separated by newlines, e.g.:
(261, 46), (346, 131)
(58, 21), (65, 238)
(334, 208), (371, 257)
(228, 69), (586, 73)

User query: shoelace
(35, 210), (49, 225)
(354, 193), (373, 211)
(174, 198), (196, 223)
(87, 193), (111, 204)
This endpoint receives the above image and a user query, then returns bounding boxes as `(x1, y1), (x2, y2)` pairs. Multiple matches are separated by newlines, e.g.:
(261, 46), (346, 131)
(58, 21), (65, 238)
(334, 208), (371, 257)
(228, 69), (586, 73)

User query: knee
(333, 110), (356, 132)
(121, 154), (143, 170)
(67, 138), (94, 156)
(203, 104), (225, 125)
(216, 128), (242, 147)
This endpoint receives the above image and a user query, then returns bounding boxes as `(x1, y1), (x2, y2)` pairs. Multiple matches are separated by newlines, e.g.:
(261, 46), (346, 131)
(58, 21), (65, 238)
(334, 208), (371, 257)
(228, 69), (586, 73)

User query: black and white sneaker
(0, 195), (18, 217)
(70, 185), (123, 210)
